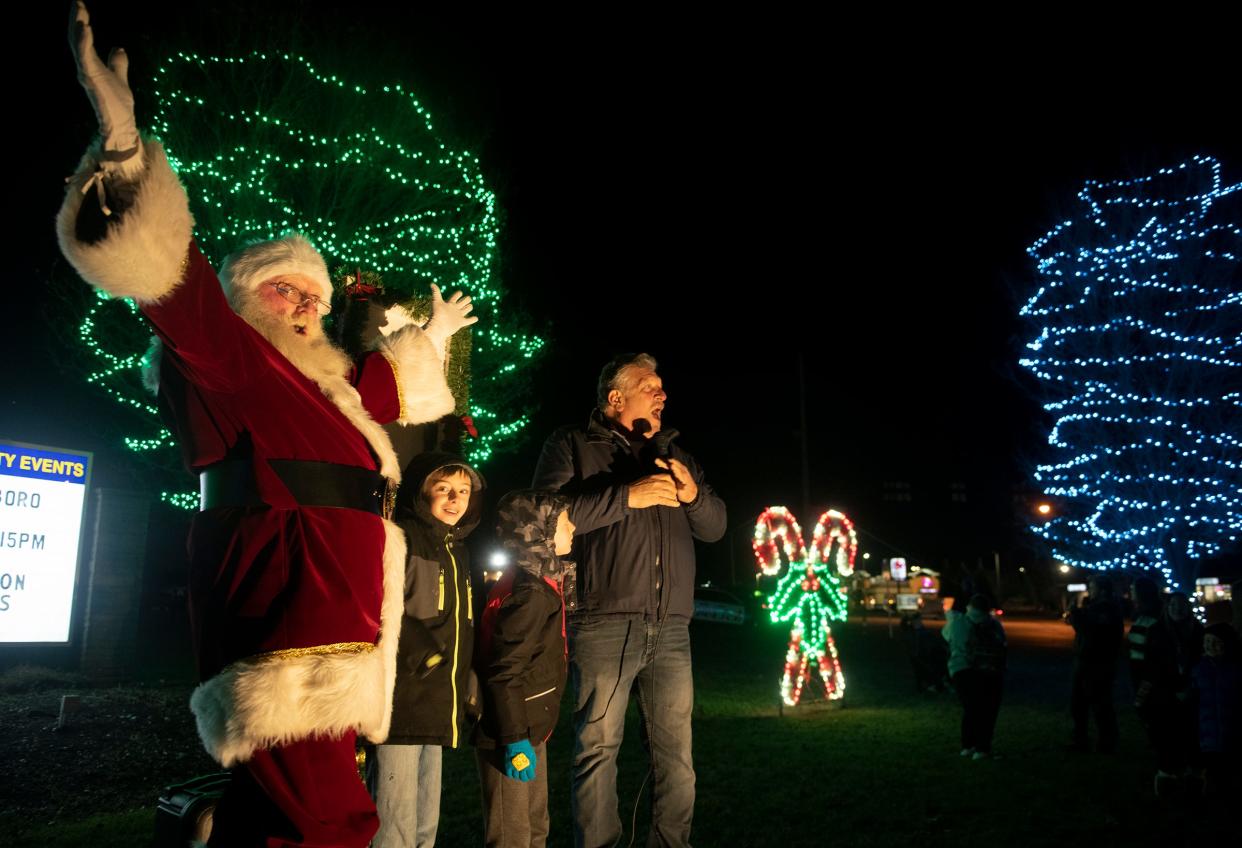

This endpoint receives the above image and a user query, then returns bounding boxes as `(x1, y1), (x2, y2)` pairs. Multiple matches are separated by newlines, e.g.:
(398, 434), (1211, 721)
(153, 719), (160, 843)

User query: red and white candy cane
(752, 506), (807, 577)
(808, 509), (858, 577)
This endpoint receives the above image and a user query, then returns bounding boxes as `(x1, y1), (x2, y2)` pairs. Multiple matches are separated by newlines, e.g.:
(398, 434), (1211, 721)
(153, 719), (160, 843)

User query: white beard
(234, 290), (352, 385)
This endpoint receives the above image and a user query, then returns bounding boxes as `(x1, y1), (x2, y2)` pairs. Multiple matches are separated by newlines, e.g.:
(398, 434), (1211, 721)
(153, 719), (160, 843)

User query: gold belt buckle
(382, 478), (398, 521)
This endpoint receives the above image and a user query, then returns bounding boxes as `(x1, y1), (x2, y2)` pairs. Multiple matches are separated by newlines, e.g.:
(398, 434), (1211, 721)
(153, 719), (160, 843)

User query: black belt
(199, 459), (393, 517)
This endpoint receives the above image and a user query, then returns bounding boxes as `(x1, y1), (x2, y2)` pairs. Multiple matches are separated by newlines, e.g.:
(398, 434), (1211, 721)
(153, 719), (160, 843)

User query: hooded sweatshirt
(385, 452), (484, 747)
(946, 606), (1007, 676)
(472, 490), (572, 749)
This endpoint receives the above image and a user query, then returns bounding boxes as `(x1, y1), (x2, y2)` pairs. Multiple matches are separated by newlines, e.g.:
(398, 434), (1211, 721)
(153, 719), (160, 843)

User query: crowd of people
(903, 575), (1240, 799)
(1063, 575), (1242, 799)
(1122, 579), (1239, 798)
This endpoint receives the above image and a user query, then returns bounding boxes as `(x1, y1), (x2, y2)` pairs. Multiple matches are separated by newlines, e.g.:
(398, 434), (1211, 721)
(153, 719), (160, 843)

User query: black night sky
(6, 2), (1240, 586)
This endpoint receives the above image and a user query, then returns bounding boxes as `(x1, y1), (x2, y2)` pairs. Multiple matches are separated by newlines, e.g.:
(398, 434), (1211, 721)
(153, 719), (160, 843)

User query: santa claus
(58, 4), (475, 845)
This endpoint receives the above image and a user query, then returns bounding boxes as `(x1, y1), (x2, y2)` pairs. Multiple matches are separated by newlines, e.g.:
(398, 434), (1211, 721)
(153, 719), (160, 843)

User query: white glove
(422, 283), (478, 361)
(70, 2), (142, 175)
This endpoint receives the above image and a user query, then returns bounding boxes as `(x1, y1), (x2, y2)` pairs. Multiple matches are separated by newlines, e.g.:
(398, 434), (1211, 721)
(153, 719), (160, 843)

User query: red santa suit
(57, 140), (455, 847)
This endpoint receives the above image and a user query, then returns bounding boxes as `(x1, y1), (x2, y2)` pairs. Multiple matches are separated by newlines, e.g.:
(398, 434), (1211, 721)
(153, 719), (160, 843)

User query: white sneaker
(972, 751), (990, 761)
(960, 747), (975, 757)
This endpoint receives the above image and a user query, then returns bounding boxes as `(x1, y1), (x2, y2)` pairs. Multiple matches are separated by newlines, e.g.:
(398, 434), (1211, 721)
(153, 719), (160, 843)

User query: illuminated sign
(1067, 583), (1088, 592)
(0, 441), (92, 644)
(1195, 577), (1219, 586)
(889, 558), (907, 581)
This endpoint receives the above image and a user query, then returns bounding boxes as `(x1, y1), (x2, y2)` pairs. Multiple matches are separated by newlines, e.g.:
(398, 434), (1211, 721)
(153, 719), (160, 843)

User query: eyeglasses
(267, 281), (332, 316)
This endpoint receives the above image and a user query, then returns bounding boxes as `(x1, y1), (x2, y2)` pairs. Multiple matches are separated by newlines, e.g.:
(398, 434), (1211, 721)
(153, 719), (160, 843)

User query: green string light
(75, 49), (542, 506)
(753, 507), (851, 705)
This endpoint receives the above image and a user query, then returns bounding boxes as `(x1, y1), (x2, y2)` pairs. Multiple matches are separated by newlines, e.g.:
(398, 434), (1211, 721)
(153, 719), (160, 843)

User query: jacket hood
(397, 451), (485, 539)
(495, 489), (571, 581)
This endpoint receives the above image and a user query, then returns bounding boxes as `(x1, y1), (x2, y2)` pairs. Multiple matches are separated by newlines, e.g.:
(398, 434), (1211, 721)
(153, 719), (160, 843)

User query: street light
(1036, 502), (1052, 516)
(1058, 564), (1071, 574)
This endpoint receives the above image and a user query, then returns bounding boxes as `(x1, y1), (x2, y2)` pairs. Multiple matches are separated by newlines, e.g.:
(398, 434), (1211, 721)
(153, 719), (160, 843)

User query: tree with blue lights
(1020, 155), (1240, 590)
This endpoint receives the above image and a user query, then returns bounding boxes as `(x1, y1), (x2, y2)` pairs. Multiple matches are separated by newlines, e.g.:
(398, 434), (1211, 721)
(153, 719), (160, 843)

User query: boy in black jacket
(368, 452), (484, 848)
(473, 490), (576, 848)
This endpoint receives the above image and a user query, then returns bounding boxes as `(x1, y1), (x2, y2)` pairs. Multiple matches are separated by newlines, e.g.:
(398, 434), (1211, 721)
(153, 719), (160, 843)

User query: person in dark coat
(531, 353), (725, 848)
(1193, 623), (1240, 797)
(473, 490), (577, 848)
(902, 613), (949, 692)
(1135, 590), (1205, 796)
(368, 453), (484, 848)
(1068, 575), (1124, 752)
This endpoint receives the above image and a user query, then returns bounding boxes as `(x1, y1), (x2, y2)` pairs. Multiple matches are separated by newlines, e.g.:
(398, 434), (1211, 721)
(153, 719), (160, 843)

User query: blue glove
(504, 739), (537, 782)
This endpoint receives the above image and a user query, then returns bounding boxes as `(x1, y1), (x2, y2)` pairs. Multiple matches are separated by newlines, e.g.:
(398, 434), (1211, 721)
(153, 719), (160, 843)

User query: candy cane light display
(754, 507), (854, 706)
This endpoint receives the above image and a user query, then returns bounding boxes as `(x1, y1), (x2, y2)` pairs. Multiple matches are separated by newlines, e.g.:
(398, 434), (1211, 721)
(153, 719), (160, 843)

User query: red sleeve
(141, 241), (266, 393)
(353, 351), (402, 425)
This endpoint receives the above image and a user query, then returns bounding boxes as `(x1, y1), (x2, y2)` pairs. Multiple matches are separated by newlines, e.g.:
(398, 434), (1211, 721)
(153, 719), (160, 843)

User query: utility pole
(798, 353), (810, 521)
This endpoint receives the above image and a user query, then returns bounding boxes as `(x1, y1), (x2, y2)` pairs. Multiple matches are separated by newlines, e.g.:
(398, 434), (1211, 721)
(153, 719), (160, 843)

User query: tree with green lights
(72, 48), (541, 502)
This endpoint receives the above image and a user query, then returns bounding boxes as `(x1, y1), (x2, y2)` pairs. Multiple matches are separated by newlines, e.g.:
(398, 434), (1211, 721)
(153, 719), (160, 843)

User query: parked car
(693, 586), (747, 625)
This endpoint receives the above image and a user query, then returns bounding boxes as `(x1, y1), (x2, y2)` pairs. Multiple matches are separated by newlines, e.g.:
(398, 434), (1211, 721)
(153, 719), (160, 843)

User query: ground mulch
(0, 677), (215, 824)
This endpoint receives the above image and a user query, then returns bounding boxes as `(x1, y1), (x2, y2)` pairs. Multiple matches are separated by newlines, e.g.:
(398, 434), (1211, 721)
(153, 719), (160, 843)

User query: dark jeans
(476, 740), (549, 848)
(953, 669), (1003, 753)
(568, 616), (695, 848)
(1071, 660), (1119, 750)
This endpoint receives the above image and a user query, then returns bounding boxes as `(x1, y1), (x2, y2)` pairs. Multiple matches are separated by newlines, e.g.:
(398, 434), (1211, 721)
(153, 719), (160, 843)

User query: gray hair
(596, 353), (658, 411)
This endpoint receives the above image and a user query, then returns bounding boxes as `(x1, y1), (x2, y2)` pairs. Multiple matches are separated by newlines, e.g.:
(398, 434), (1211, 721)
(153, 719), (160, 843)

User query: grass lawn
(3, 616), (1230, 846)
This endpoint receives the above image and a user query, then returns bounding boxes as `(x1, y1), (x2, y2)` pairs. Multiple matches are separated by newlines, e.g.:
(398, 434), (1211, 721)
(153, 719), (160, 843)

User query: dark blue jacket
(531, 410), (726, 620)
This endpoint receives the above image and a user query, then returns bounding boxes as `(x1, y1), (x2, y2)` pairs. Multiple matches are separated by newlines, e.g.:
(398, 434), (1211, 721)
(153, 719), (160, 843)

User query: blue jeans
(568, 616), (695, 848)
(366, 743), (442, 848)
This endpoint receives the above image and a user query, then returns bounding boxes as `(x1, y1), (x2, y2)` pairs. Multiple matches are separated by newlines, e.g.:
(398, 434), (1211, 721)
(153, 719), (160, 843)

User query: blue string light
(1019, 155), (1241, 589)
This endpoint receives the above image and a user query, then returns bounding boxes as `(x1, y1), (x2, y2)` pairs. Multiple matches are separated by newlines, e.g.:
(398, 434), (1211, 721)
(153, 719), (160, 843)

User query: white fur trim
(314, 371), (403, 481)
(189, 519), (407, 767)
(219, 235), (333, 307)
(57, 140), (193, 304)
(372, 324), (456, 426)
(370, 519), (407, 744)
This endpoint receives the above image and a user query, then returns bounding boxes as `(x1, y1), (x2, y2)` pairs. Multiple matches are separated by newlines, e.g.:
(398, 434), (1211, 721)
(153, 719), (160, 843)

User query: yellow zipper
(446, 537), (460, 748)
(467, 579), (473, 621)
(437, 570), (445, 611)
